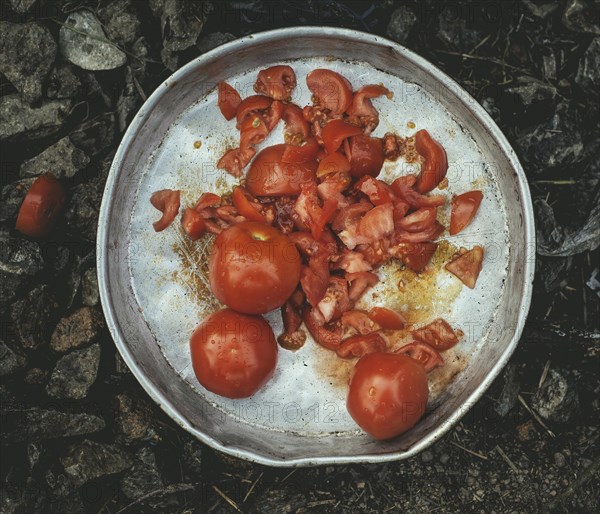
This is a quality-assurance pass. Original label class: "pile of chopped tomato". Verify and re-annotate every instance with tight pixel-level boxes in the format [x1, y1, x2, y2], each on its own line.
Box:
[150, 64, 487, 439]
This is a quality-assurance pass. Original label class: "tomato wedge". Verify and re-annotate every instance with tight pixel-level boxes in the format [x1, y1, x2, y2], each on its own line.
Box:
[282, 138, 320, 163]
[181, 208, 206, 240]
[412, 319, 460, 351]
[391, 175, 445, 208]
[232, 186, 267, 222]
[396, 341, 444, 372]
[355, 176, 392, 205]
[322, 119, 362, 154]
[336, 332, 387, 359]
[445, 246, 484, 289]
[217, 81, 242, 121]
[295, 183, 338, 241]
[15, 173, 66, 237]
[150, 189, 180, 232]
[306, 69, 353, 114]
[347, 135, 384, 178]
[397, 207, 438, 232]
[235, 95, 272, 128]
[254, 65, 297, 100]
[282, 103, 310, 143]
[414, 129, 448, 193]
[394, 242, 438, 272]
[317, 151, 351, 177]
[450, 190, 483, 235]
[368, 307, 406, 330]
[194, 192, 221, 211]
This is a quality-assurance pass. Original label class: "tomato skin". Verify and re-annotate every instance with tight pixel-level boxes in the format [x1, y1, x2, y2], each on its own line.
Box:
[412, 319, 459, 351]
[254, 65, 297, 100]
[306, 69, 353, 114]
[368, 307, 405, 329]
[281, 103, 310, 142]
[231, 186, 267, 222]
[217, 81, 242, 121]
[397, 207, 437, 233]
[347, 135, 384, 178]
[337, 332, 387, 359]
[396, 341, 444, 372]
[246, 144, 317, 196]
[414, 130, 448, 193]
[236, 95, 272, 128]
[195, 192, 221, 211]
[355, 176, 392, 205]
[209, 221, 301, 314]
[450, 190, 483, 235]
[394, 242, 438, 272]
[190, 308, 277, 399]
[317, 151, 351, 178]
[347, 352, 429, 440]
[150, 189, 180, 232]
[15, 173, 66, 237]
[445, 245, 484, 289]
[282, 137, 320, 163]
[322, 119, 362, 154]
[181, 208, 206, 240]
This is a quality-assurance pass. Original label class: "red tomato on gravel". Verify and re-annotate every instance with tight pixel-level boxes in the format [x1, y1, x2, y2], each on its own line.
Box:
[15, 173, 66, 237]
[209, 221, 302, 314]
[347, 352, 429, 440]
[190, 308, 277, 398]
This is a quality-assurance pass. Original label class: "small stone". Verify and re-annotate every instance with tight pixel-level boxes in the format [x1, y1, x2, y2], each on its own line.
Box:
[532, 369, 579, 423]
[1, 408, 105, 443]
[50, 307, 104, 353]
[82, 268, 99, 306]
[8, 0, 38, 13]
[27, 442, 43, 472]
[46, 64, 82, 100]
[98, 0, 142, 47]
[115, 393, 155, 442]
[575, 37, 600, 93]
[0, 22, 57, 104]
[385, 6, 418, 45]
[60, 440, 133, 488]
[64, 177, 104, 241]
[197, 32, 236, 54]
[421, 450, 434, 463]
[182, 439, 203, 478]
[541, 51, 557, 80]
[494, 364, 520, 417]
[59, 10, 127, 71]
[521, 0, 560, 19]
[20, 136, 90, 179]
[481, 97, 500, 121]
[0, 179, 33, 223]
[24, 367, 49, 385]
[506, 77, 557, 105]
[562, 0, 600, 35]
[0, 340, 26, 377]
[120, 448, 164, 500]
[10, 284, 61, 350]
[439, 453, 450, 465]
[0, 95, 71, 141]
[554, 452, 567, 467]
[46, 344, 101, 400]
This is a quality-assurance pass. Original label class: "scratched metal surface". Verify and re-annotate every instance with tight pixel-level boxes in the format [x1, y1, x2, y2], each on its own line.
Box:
[97, 27, 535, 466]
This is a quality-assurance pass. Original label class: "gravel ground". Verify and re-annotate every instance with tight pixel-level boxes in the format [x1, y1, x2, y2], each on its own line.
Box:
[1, 1, 599, 513]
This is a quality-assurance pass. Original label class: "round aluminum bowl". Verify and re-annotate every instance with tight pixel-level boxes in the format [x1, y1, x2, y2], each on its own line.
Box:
[97, 27, 535, 466]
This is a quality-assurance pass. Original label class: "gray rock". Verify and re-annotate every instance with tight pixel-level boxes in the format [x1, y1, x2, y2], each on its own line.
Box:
[46, 343, 101, 400]
[115, 392, 159, 442]
[10, 284, 61, 350]
[64, 177, 103, 241]
[8, 0, 38, 13]
[385, 6, 417, 45]
[150, 0, 211, 70]
[98, 0, 142, 46]
[59, 10, 127, 71]
[0, 477, 46, 514]
[516, 103, 584, 170]
[64, 252, 94, 309]
[0, 95, 71, 141]
[82, 268, 99, 306]
[554, 452, 567, 467]
[562, 0, 600, 35]
[117, 67, 141, 132]
[1, 408, 105, 443]
[197, 32, 236, 54]
[120, 448, 164, 500]
[182, 439, 203, 478]
[24, 367, 49, 385]
[494, 364, 520, 417]
[532, 369, 579, 423]
[70, 113, 116, 156]
[506, 76, 557, 105]
[521, 0, 560, 19]
[0, 22, 57, 104]
[60, 440, 133, 488]
[47, 64, 82, 100]
[131, 36, 150, 82]
[437, 9, 482, 52]
[0, 340, 26, 377]
[20, 136, 90, 179]
[27, 442, 43, 472]
[575, 37, 600, 93]
[541, 50, 557, 80]
[50, 307, 104, 353]
[0, 178, 33, 223]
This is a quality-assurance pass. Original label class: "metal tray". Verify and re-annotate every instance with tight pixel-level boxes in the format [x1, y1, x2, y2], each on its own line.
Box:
[97, 27, 535, 466]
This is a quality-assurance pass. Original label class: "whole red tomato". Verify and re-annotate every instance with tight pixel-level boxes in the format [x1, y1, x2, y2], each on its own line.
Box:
[190, 308, 277, 398]
[347, 352, 429, 440]
[209, 221, 301, 314]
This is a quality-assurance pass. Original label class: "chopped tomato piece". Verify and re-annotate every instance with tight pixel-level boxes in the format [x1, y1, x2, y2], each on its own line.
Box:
[217, 81, 242, 120]
[396, 341, 444, 372]
[282, 138, 320, 163]
[397, 207, 438, 232]
[368, 307, 406, 330]
[15, 173, 66, 238]
[232, 186, 267, 222]
[150, 189, 180, 232]
[394, 221, 445, 244]
[445, 246, 484, 289]
[217, 147, 255, 177]
[254, 65, 297, 100]
[394, 242, 438, 272]
[414, 129, 448, 193]
[235, 95, 272, 128]
[262, 99, 283, 131]
[317, 172, 351, 208]
[294, 182, 338, 241]
[194, 192, 221, 211]
[304, 308, 342, 350]
[412, 319, 460, 351]
[358, 204, 395, 241]
[322, 119, 362, 154]
[306, 69, 353, 114]
[347, 135, 384, 178]
[355, 176, 393, 205]
[239, 114, 269, 150]
[450, 190, 483, 235]
[278, 300, 306, 351]
[316, 276, 352, 323]
[337, 332, 387, 359]
[181, 208, 206, 240]
[346, 84, 392, 134]
[301, 257, 330, 307]
[346, 271, 379, 302]
[282, 103, 310, 143]
[316, 151, 351, 178]
[391, 175, 445, 208]
[336, 250, 373, 273]
[342, 310, 381, 335]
